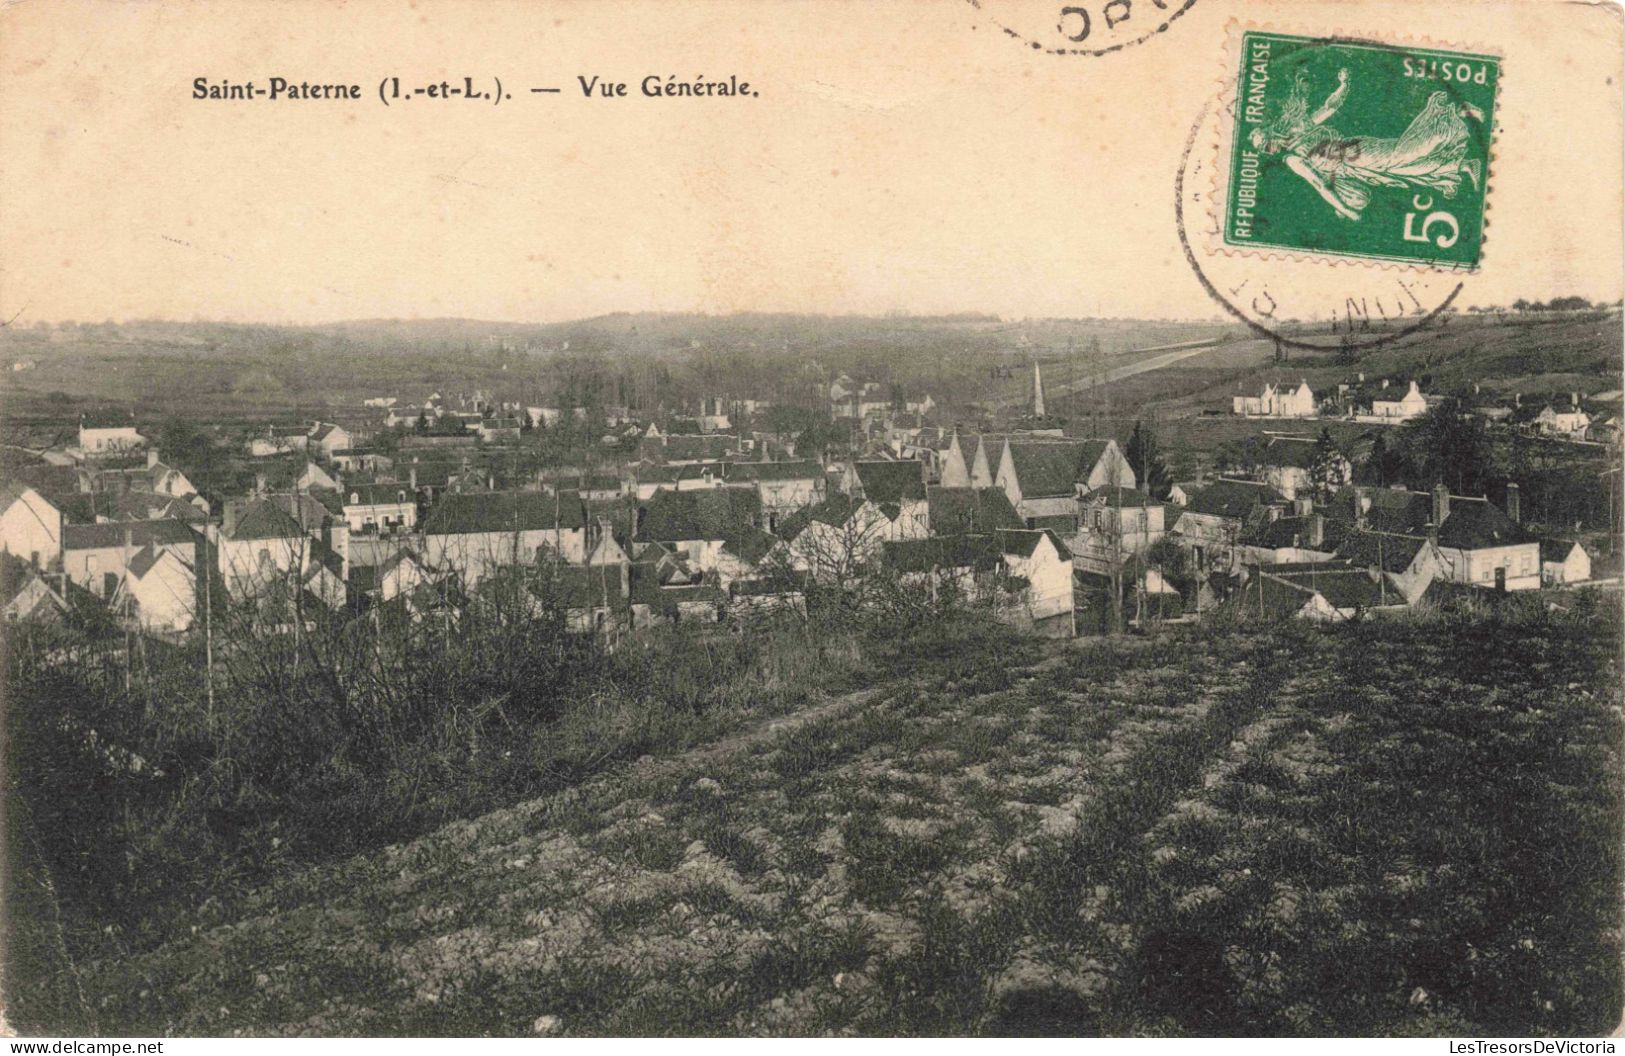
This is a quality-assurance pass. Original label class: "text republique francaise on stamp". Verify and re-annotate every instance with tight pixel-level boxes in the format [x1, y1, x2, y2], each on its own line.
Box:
[1221, 30, 1500, 269]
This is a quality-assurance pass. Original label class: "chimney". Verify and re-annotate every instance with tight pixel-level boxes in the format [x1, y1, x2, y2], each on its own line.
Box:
[1358, 372, 1365, 383]
[1432, 483, 1450, 528]
[1571, 391, 1580, 408]
[147, 448, 160, 468]
[223, 499, 243, 537]
[1381, 378, 1390, 389]
[409, 464, 418, 491]
[1514, 392, 1521, 407]
[1505, 482, 1521, 524]
[1308, 512, 1324, 548]
[254, 472, 268, 495]
[1353, 486, 1369, 530]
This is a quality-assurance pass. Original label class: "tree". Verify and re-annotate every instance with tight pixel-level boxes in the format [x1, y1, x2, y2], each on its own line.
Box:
[1124, 421, 1172, 500]
[1307, 428, 1345, 501]
[1361, 433, 1404, 488]
[414, 410, 429, 435]
[1395, 399, 1496, 495]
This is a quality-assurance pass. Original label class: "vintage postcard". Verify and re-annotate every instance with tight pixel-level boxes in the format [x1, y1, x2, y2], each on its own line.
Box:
[0, 0, 1621, 1042]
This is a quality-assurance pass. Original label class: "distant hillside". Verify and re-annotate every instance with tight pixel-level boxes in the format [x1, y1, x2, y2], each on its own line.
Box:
[1055, 309, 1623, 417]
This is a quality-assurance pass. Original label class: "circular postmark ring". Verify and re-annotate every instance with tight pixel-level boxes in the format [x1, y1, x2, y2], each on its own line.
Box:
[967, 0, 1201, 57]
[1175, 98, 1464, 355]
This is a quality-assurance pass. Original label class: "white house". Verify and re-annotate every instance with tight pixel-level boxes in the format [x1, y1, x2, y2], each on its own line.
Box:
[217, 500, 314, 597]
[420, 492, 588, 584]
[248, 426, 311, 458]
[1233, 380, 1316, 418]
[111, 545, 198, 632]
[1533, 397, 1592, 441]
[842, 461, 930, 540]
[308, 422, 353, 459]
[726, 461, 824, 532]
[342, 483, 417, 535]
[1370, 380, 1429, 422]
[0, 481, 63, 569]
[1540, 539, 1591, 586]
[63, 519, 201, 599]
[1332, 485, 1540, 592]
[996, 528, 1075, 626]
[79, 419, 147, 454]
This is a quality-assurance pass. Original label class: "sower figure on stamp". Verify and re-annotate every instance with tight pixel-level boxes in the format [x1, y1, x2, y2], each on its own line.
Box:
[1250, 68, 1486, 221]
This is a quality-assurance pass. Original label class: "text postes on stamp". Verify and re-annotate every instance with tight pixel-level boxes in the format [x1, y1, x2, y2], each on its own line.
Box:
[1222, 31, 1500, 269]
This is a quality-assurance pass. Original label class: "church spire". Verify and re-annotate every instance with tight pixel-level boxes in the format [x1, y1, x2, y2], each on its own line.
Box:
[1032, 360, 1047, 418]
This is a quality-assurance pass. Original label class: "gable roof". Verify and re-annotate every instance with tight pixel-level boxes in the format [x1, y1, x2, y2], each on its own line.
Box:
[997, 528, 1072, 561]
[852, 460, 926, 504]
[127, 543, 194, 581]
[1268, 568, 1405, 610]
[1004, 439, 1117, 497]
[926, 486, 1024, 534]
[421, 491, 587, 534]
[1540, 538, 1583, 563]
[1435, 497, 1535, 550]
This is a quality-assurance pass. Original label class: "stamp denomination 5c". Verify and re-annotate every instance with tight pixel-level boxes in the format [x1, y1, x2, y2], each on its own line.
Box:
[1221, 30, 1500, 269]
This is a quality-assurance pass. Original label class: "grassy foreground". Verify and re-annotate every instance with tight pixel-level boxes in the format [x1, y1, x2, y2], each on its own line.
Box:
[46, 606, 1625, 1036]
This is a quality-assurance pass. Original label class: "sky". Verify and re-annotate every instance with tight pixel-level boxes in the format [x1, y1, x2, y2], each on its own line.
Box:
[1, 0, 1621, 326]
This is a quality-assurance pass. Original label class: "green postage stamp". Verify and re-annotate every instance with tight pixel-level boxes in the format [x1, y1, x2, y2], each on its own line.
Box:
[1222, 30, 1500, 268]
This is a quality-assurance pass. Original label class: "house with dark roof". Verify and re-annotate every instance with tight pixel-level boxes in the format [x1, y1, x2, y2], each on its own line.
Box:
[633, 488, 764, 580]
[1075, 485, 1167, 572]
[880, 528, 1074, 632]
[842, 460, 929, 539]
[1223, 566, 1408, 622]
[63, 518, 202, 599]
[639, 433, 741, 465]
[308, 422, 354, 459]
[727, 461, 825, 529]
[342, 482, 418, 535]
[420, 491, 588, 583]
[217, 499, 315, 597]
[994, 438, 1134, 532]
[1330, 484, 1539, 590]
[1333, 530, 1443, 603]
[1238, 512, 1345, 568]
[996, 529, 1075, 628]
[1170, 479, 1289, 574]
